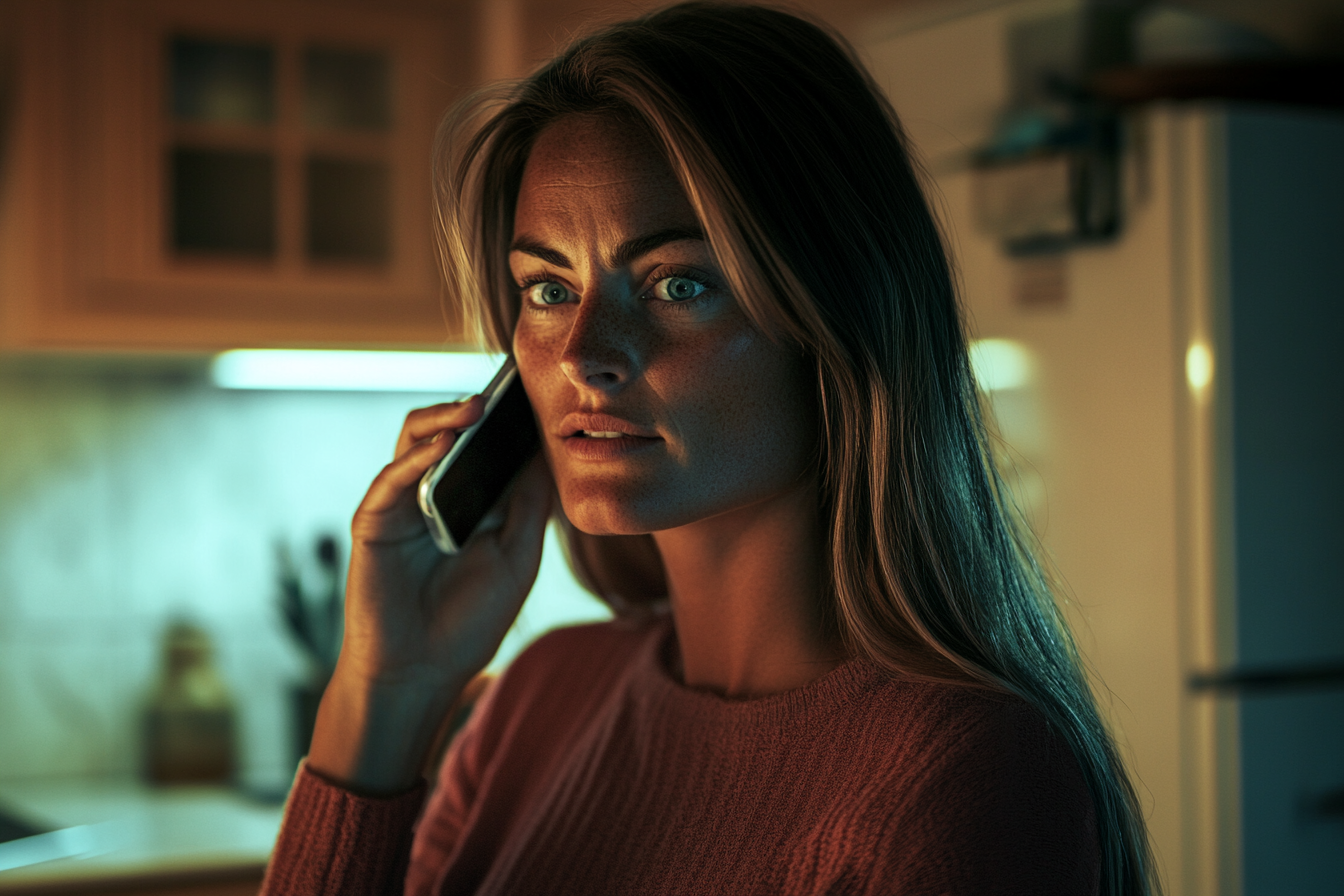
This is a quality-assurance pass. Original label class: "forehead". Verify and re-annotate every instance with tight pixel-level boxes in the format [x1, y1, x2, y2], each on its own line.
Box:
[513, 113, 698, 240]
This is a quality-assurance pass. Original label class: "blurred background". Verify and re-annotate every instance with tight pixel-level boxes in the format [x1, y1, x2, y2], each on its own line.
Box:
[0, 0, 1341, 894]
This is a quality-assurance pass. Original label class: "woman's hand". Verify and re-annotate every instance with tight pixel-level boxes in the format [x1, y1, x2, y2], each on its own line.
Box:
[306, 396, 552, 794]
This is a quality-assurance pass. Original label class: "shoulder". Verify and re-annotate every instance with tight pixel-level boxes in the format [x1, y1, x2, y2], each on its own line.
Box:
[859, 677, 1088, 808]
[513, 614, 659, 662]
[433, 617, 662, 798]
[853, 678, 1100, 893]
[471, 616, 663, 734]
[502, 615, 661, 689]
[895, 680, 1073, 767]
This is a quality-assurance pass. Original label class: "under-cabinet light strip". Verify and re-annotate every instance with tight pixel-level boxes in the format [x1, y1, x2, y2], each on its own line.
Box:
[215, 343, 1031, 394]
[211, 350, 505, 393]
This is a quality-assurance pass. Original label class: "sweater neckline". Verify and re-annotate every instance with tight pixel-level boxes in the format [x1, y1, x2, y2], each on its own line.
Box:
[631, 613, 886, 728]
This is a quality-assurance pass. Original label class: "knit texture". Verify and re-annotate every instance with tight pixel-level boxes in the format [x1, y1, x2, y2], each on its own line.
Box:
[261, 763, 425, 896]
[266, 615, 1100, 895]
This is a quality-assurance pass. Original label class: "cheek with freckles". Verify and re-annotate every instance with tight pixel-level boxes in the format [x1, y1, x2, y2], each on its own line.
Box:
[619, 337, 813, 531]
[670, 334, 812, 500]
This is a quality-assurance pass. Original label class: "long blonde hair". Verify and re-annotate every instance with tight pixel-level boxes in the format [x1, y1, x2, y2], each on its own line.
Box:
[433, 4, 1157, 893]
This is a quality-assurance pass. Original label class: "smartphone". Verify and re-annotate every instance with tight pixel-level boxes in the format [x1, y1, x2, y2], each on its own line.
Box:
[417, 358, 541, 553]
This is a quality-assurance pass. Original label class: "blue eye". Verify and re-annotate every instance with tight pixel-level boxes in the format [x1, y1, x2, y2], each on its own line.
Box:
[652, 276, 706, 303]
[523, 281, 571, 306]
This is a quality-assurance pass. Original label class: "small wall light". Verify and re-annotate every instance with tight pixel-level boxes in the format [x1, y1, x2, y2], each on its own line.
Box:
[1185, 342, 1213, 394]
[970, 338, 1034, 392]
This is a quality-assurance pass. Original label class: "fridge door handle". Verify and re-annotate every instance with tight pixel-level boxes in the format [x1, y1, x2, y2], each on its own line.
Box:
[1188, 661, 1344, 694]
[1309, 786, 1344, 820]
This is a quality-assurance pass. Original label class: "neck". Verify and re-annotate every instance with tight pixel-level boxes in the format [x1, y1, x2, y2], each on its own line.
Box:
[652, 480, 844, 698]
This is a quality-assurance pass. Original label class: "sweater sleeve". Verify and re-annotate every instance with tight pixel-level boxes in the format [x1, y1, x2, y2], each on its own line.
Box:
[258, 763, 427, 896]
[865, 699, 1101, 896]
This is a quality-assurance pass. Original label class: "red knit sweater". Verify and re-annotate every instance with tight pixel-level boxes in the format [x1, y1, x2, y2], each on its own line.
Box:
[262, 616, 1100, 895]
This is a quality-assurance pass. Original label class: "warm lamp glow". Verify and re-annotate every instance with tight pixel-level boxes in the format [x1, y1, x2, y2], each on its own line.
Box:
[969, 338, 1034, 392]
[210, 350, 504, 392]
[1186, 342, 1213, 393]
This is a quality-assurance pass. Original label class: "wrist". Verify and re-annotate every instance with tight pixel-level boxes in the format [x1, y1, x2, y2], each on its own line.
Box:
[306, 662, 467, 796]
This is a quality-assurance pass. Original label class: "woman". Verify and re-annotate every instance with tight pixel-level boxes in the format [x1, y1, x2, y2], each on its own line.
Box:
[261, 4, 1157, 894]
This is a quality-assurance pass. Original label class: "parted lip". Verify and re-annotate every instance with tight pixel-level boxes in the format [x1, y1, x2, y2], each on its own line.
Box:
[558, 412, 661, 439]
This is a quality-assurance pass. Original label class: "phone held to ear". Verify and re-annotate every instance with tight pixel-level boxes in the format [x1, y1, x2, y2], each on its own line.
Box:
[417, 358, 541, 554]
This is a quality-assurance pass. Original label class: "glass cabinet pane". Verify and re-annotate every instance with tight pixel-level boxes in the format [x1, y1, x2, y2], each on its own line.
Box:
[303, 47, 391, 131]
[306, 156, 390, 263]
[171, 38, 275, 124]
[172, 148, 276, 256]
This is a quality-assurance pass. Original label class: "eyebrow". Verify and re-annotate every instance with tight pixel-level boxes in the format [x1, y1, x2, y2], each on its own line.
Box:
[509, 227, 706, 271]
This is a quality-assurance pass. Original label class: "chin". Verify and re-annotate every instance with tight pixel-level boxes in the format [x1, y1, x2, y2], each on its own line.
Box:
[557, 479, 696, 536]
[559, 492, 658, 537]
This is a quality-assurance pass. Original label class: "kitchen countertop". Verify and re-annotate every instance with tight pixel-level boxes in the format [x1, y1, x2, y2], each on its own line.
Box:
[0, 777, 285, 892]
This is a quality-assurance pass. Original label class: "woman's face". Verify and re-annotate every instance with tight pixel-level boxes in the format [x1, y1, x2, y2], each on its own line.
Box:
[510, 113, 815, 536]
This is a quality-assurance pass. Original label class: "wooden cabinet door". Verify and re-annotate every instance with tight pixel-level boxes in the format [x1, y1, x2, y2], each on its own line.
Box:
[1, 0, 471, 350]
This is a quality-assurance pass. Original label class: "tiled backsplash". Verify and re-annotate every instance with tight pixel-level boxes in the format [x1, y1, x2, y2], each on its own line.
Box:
[0, 358, 608, 788]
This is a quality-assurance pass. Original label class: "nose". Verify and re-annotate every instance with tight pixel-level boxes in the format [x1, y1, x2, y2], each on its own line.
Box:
[559, 292, 640, 391]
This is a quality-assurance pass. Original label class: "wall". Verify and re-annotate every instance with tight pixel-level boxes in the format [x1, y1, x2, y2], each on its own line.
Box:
[0, 358, 609, 789]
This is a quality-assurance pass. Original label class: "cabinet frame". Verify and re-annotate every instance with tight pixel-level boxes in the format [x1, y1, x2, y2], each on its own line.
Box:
[1, 0, 471, 351]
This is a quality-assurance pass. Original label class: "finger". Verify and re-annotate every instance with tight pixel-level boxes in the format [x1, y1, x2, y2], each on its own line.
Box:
[394, 396, 485, 458]
[360, 430, 455, 518]
[395, 395, 482, 458]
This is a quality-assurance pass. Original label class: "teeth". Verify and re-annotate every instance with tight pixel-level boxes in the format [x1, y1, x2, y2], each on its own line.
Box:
[583, 431, 625, 439]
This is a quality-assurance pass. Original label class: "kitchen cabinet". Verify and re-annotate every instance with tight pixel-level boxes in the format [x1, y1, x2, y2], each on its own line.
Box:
[0, 0, 472, 351]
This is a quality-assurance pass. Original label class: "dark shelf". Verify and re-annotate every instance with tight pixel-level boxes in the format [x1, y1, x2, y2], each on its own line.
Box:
[1092, 60, 1344, 109]
[1189, 661, 1344, 694]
